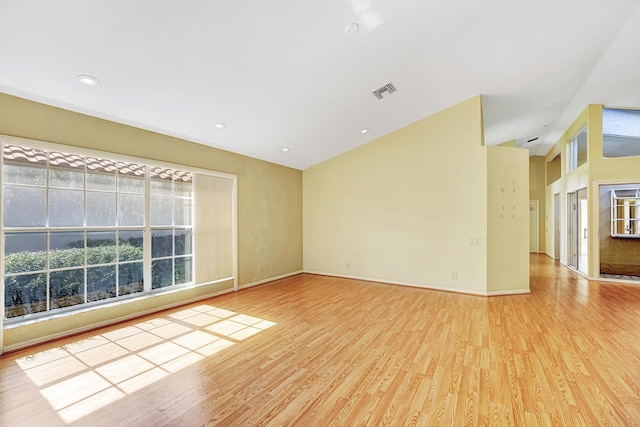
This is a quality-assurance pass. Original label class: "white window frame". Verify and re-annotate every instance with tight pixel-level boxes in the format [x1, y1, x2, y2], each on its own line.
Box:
[567, 127, 587, 173]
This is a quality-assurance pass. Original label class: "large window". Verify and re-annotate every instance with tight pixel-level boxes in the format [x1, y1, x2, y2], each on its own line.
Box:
[2, 139, 234, 323]
[150, 167, 193, 289]
[568, 128, 587, 172]
[603, 108, 640, 158]
[611, 188, 640, 237]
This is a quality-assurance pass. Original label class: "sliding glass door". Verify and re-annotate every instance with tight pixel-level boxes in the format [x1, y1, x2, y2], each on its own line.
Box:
[567, 188, 588, 275]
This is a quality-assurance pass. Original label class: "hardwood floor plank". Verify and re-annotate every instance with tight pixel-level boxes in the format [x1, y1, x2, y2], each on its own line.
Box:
[2, 255, 640, 426]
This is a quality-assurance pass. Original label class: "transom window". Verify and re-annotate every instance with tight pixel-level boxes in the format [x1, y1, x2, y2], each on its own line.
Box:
[567, 128, 587, 172]
[603, 108, 640, 158]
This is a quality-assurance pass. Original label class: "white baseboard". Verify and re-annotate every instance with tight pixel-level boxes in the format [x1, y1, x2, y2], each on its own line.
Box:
[486, 289, 531, 296]
[239, 270, 303, 290]
[304, 270, 528, 296]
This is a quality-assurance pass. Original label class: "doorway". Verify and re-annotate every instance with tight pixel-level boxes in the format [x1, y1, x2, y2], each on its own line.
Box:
[553, 193, 560, 259]
[578, 189, 588, 275]
[567, 188, 588, 274]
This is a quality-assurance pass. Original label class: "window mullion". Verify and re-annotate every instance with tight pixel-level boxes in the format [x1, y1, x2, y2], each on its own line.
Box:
[143, 165, 152, 292]
[83, 230, 88, 304]
[83, 161, 87, 304]
[45, 156, 50, 312]
[0, 150, 4, 347]
[172, 178, 175, 287]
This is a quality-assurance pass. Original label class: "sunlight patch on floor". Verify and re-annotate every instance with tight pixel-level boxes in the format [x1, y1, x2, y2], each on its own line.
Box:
[14, 304, 276, 424]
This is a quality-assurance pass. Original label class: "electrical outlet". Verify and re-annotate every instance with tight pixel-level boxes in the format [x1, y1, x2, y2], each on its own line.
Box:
[452, 272, 457, 280]
[346, 262, 351, 269]
[469, 237, 480, 246]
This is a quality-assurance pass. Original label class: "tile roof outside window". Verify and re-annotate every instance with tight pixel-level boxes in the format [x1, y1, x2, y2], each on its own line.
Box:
[3, 145, 191, 181]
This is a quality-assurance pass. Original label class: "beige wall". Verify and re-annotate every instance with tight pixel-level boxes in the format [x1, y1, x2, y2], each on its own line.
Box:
[529, 156, 546, 253]
[487, 146, 530, 293]
[303, 96, 529, 295]
[0, 92, 302, 350]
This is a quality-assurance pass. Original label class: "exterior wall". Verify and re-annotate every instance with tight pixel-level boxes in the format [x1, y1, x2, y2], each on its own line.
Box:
[0, 92, 303, 351]
[599, 184, 640, 277]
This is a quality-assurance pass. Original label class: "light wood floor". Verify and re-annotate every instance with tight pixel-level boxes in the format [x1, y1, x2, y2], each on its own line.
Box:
[2, 255, 640, 426]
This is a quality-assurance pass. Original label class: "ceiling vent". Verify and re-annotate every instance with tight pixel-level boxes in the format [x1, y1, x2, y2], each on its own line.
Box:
[373, 82, 397, 100]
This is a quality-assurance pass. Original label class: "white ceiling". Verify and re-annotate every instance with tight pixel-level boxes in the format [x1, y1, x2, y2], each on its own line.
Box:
[1, 0, 639, 170]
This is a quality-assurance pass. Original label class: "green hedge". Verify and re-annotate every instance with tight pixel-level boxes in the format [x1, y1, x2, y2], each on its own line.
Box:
[4, 244, 144, 318]
[5, 243, 143, 274]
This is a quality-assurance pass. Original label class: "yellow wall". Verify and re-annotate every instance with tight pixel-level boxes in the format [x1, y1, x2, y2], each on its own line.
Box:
[545, 107, 589, 267]
[529, 156, 546, 253]
[1, 91, 535, 349]
[487, 146, 530, 293]
[303, 96, 529, 295]
[585, 105, 640, 278]
[0, 92, 303, 350]
[544, 104, 640, 278]
[544, 185, 559, 259]
[546, 154, 561, 185]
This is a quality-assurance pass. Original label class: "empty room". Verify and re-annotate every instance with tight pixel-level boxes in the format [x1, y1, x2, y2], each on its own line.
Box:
[1, 1, 640, 425]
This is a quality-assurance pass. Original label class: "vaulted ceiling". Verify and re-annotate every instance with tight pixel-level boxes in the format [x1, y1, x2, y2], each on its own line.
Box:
[1, 0, 639, 170]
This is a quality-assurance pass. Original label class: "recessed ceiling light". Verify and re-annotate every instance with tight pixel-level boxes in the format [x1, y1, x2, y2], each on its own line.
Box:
[282, 147, 290, 152]
[214, 122, 226, 130]
[76, 75, 100, 86]
[345, 23, 360, 36]
[360, 128, 369, 134]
